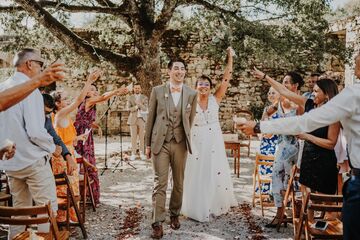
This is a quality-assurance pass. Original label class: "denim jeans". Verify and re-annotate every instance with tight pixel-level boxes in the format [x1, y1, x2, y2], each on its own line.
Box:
[342, 176, 360, 240]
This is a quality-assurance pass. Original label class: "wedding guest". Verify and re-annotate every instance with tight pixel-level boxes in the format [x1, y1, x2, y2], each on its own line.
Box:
[0, 60, 64, 112]
[302, 73, 319, 99]
[251, 69, 304, 228]
[145, 59, 197, 239]
[0, 48, 58, 239]
[239, 53, 360, 240]
[74, 82, 128, 205]
[257, 87, 281, 195]
[126, 83, 148, 160]
[182, 47, 237, 222]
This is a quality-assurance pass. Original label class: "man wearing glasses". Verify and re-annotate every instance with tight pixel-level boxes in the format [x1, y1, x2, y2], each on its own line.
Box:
[0, 48, 60, 238]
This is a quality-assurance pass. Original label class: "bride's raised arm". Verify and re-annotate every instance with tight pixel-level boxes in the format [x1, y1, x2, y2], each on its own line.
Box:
[214, 47, 233, 104]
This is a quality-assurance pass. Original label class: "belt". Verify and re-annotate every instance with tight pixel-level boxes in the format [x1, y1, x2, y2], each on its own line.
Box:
[351, 168, 360, 177]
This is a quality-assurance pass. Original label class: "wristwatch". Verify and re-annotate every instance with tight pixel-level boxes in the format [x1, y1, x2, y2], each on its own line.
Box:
[254, 122, 261, 133]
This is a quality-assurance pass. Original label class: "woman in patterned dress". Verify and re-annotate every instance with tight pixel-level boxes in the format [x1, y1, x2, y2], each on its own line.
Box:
[74, 84, 128, 205]
[257, 87, 280, 194]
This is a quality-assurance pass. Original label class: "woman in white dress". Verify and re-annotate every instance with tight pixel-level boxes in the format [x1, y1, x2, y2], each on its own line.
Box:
[182, 48, 237, 222]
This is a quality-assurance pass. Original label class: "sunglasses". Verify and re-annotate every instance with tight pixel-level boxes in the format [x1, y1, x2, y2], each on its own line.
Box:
[29, 60, 44, 69]
[197, 82, 210, 87]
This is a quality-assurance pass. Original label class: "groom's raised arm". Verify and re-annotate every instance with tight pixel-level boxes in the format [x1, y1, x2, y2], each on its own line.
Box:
[145, 87, 157, 148]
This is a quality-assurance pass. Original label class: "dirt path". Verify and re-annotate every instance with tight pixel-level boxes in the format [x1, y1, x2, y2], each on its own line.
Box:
[79, 137, 292, 240]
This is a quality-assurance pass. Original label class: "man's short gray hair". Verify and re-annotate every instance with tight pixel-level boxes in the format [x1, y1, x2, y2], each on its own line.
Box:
[13, 48, 41, 67]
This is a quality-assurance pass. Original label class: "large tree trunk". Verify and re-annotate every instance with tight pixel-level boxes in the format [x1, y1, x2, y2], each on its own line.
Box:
[133, 41, 162, 97]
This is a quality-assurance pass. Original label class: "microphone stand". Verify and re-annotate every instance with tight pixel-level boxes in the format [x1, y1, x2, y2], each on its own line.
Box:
[113, 110, 136, 172]
[100, 98, 117, 176]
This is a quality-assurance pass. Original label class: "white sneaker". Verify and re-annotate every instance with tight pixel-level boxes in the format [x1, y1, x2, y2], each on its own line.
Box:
[130, 154, 136, 161]
[140, 154, 147, 160]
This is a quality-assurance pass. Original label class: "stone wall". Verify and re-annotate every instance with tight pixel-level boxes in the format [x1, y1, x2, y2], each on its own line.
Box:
[0, 23, 351, 135]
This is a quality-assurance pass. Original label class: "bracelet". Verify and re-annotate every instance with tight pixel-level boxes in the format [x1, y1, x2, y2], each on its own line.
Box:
[262, 74, 267, 80]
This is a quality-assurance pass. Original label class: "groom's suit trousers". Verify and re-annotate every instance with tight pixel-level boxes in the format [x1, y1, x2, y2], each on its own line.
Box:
[152, 139, 187, 224]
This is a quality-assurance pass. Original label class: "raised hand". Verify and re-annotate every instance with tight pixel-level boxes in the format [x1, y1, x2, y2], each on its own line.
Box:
[251, 67, 266, 80]
[116, 87, 129, 96]
[36, 63, 65, 87]
[87, 69, 102, 84]
[237, 120, 257, 135]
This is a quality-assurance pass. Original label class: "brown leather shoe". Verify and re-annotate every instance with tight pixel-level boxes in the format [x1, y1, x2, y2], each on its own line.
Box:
[151, 224, 163, 239]
[170, 216, 180, 230]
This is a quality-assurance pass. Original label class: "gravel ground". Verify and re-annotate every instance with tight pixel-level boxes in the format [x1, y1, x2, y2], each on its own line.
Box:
[81, 136, 293, 240]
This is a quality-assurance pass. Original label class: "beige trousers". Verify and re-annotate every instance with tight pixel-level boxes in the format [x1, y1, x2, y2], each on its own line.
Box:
[130, 118, 145, 154]
[6, 157, 57, 239]
[151, 139, 187, 224]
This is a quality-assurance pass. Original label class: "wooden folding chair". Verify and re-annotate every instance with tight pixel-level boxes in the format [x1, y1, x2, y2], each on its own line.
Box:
[0, 202, 69, 240]
[54, 172, 87, 239]
[277, 165, 301, 234]
[0, 172, 11, 206]
[296, 193, 343, 240]
[76, 157, 97, 217]
[252, 153, 275, 216]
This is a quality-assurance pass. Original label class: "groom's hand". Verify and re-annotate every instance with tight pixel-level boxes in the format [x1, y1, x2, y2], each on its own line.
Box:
[146, 146, 151, 159]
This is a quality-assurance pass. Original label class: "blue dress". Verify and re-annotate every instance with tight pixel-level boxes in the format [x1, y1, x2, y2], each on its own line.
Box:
[257, 111, 280, 194]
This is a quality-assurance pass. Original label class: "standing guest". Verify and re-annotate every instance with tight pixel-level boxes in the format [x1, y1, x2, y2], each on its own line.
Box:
[302, 73, 319, 99]
[0, 48, 60, 239]
[251, 69, 304, 228]
[257, 87, 281, 195]
[145, 59, 197, 239]
[74, 83, 128, 205]
[127, 83, 148, 160]
[182, 47, 237, 222]
[239, 53, 360, 240]
[43, 93, 79, 222]
[0, 62, 64, 112]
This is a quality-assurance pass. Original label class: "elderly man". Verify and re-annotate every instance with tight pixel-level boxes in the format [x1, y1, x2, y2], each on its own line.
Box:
[239, 53, 360, 240]
[0, 48, 63, 239]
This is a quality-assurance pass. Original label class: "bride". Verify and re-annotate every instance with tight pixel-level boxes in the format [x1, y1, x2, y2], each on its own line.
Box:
[182, 47, 237, 222]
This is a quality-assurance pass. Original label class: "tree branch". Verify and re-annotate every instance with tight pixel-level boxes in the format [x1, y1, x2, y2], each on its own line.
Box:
[13, 0, 141, 72]
[0, 1, 131, 15]
[152, 0, 178, 44]
[94, 0, 116, 8]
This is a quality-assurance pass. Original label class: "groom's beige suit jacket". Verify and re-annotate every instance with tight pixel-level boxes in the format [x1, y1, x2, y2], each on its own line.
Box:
[145, 83, 197, 155]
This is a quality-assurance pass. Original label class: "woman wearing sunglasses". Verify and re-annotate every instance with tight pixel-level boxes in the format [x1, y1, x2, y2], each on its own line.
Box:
[182, 47, 237, 222]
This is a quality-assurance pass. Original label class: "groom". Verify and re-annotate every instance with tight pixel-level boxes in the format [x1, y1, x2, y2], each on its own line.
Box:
[145, 59, 197, 239]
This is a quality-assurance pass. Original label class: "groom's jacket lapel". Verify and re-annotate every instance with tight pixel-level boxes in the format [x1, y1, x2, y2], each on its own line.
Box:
[164, 83, 170, 120]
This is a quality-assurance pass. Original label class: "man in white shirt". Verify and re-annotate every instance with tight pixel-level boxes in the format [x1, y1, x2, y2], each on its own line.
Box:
[127, 83, 148, 160]
[0, 48, 58, 239]
[239, 54, 360, 240]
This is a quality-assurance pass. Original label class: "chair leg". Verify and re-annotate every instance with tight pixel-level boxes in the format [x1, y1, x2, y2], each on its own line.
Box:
[259, 180, 264, 217]
[87, 178, 97, 211]
[252, 170, 258, 207]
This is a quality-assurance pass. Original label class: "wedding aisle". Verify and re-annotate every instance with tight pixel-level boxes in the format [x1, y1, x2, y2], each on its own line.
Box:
[81, 136, 293, 240]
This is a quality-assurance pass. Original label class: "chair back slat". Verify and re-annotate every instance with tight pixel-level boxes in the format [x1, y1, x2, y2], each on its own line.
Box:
[256, 154, 275, 162]
[0, 205, 47, 217]
[309, 204, 342, 212]
[0, 216, 49, 225]
[309, 193, 343, 202]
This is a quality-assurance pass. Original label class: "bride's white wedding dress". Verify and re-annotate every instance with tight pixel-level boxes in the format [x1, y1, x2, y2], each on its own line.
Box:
[182, 95, 237, 222]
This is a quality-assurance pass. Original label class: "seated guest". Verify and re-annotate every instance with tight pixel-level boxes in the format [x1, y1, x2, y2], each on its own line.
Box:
[126, 83, 148, 160]
[0, 48, 58, 239]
